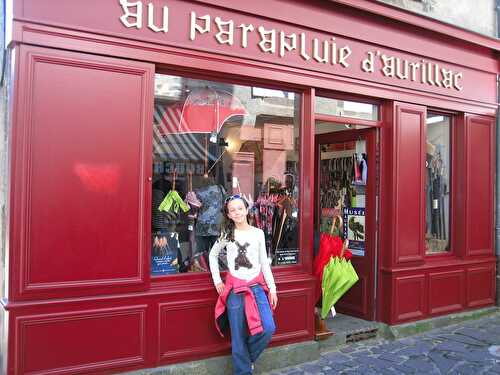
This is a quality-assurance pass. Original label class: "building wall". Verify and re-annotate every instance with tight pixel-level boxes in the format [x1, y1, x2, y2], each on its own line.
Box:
[376, 0, 497, 37]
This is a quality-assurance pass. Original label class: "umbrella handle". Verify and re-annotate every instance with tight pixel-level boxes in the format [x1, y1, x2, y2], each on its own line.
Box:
[188, 169, 193, 192]
[341, 239, 349, 258]
[203, 135, 209, 178]
[330, 215, 343, 235]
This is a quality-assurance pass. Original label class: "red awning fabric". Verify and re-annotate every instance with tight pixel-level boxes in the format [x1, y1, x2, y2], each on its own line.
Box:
[180, 88, 248, 134]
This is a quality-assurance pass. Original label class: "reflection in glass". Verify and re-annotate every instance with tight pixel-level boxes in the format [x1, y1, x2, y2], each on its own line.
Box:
[151, 75, 301, 275]
[425, 113, 450, 254]
[315, 97, 379, 121]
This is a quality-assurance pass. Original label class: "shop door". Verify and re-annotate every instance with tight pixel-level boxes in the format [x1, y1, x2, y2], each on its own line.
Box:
[315, 128, 377, 321]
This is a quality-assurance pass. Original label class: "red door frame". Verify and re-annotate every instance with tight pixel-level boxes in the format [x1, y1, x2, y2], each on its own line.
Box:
[314, 127, 378, 321]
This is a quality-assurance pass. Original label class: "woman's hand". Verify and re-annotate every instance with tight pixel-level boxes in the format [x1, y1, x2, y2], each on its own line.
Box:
[215, 282, 225, 295]
[270, 292, 278, 310]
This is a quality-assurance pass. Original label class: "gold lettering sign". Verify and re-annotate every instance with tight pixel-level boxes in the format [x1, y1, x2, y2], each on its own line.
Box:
[118, 2, 464, 91]
[362, 51, 462, 91]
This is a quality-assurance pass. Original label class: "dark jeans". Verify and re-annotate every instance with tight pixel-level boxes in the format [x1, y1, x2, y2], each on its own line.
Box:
[227, 285, 276, 375]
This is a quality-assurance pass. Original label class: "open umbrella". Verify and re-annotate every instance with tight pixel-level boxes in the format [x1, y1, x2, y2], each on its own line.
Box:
[180, 87, 248, 134]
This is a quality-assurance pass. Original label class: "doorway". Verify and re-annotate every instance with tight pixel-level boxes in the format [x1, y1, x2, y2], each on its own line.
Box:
[314, 121, 377, 321]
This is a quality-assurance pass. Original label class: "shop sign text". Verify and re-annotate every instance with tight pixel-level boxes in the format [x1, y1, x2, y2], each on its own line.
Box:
[118, 1, 463, 91]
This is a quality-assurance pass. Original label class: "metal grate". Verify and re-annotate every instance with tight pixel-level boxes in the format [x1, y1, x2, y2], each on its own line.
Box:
[345, 328, 378, 343]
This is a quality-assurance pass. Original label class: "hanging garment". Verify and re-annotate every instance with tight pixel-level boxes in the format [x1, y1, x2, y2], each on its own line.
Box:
[158, 189, 190, 214]
[185, 191, 202, 208]
[360, 154, 368, 185]
[353, 154, 362, 183]
[195, 184, 226, 237]
[252, 192, 279, 257]
[152, 189, 179, 230]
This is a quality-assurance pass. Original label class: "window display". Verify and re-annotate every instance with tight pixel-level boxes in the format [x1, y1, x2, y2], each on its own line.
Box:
[425, 113, 450, 254]
[152, 75, 301, 275]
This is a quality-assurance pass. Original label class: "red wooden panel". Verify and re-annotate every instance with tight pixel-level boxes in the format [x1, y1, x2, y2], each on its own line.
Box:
[393, 103, 426, 264]
[10, 45, 154, 300]
[15, 306, 147, 375]
[452, 115, 466, 258]
[157, 290, 313, 363]
[336, 275, 367, 317]
[428, 270, 465, 315]
[300, 88, 315, 273]
[377, 272, 392, 323]
[159, 299, 227, 363]
[272, 289, 312, 342]
[393, 274, 426, 322]
[379, 103, 394, 271]
[466, 266, 495, 307]
[465, 115, 494, 257]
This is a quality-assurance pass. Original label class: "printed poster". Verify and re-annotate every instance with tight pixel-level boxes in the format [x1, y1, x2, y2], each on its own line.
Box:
[343, 207, 365, 256]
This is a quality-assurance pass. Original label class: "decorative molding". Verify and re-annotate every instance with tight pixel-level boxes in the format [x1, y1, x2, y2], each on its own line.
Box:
[15, 305, 147, 375]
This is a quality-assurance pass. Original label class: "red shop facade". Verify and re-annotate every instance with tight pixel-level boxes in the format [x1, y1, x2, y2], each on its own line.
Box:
[1, 1, 498, 374]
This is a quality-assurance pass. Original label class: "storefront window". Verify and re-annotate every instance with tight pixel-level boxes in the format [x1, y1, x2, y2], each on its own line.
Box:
[425, 113, 451, 254]
[151, 74, 301, 276]
[315, 97, 379, 121]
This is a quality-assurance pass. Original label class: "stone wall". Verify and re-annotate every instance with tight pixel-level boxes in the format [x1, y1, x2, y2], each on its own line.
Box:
[376, 0, 497, 37]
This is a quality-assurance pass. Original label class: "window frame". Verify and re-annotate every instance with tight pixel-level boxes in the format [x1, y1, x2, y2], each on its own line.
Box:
[150, 68, 307, 285]
[424, 110, 456, 259]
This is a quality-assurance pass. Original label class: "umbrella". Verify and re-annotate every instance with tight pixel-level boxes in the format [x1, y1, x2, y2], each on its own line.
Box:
[158, 170, 190, 214]
[321, 252, 359, 319]
[180, 87, 248, 134]
[313, 215, 352, 302]
[314, 232, 343, 302]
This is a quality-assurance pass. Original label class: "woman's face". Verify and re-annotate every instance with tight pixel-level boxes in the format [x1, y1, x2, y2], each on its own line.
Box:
[226, 198, 248, 225]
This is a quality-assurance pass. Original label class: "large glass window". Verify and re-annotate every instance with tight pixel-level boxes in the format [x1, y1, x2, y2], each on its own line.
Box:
[151, 74, 301, 276]
[315, 97, 379, 121]
[425, 113, 451, 254]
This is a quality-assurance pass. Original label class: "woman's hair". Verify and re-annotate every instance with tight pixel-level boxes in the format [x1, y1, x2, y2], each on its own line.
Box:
[221, 196, 249, 242]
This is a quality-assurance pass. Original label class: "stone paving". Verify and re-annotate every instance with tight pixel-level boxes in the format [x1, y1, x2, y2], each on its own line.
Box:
[262, 313, 500, 375]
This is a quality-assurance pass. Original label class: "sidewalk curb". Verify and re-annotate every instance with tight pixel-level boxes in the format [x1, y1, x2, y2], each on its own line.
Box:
[121, 341, 319, 375]
[379, 306, 500, 340]
[121, 307, 500, 374]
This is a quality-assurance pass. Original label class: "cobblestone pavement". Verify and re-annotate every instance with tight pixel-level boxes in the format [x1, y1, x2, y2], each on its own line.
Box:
[263, 313, 500, 375]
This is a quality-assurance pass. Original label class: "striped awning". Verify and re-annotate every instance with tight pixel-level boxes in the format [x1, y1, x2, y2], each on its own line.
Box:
[153, 102, 209, 160]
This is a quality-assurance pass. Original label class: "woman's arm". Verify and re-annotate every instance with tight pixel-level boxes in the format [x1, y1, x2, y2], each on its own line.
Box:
[258, 230, 277, 294]
[208, 238, 226, 290]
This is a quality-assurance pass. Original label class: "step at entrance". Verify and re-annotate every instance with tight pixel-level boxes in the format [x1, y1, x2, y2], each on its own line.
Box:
[318, 313, 381, 350]
[346, 327, 378, 343]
